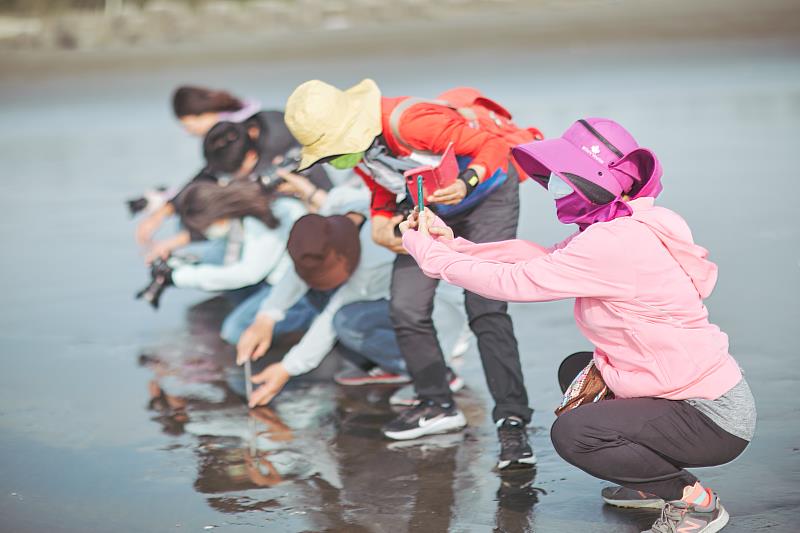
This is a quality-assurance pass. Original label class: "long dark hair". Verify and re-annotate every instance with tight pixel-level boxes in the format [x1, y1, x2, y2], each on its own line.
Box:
[172, 86, 244, 118]
[178, 180, 279, 236]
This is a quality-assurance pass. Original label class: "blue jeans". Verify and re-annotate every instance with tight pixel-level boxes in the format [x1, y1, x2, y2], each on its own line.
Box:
[332, 299, 407, 376]
[177, 237, 227, 265]
[220, 284, 320, 345]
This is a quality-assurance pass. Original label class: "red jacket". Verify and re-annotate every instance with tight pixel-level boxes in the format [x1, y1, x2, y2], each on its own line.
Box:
[360, 92, 541, 218]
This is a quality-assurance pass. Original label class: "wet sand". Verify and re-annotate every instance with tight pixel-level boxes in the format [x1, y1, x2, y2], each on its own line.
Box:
[1, 7, 800, 532]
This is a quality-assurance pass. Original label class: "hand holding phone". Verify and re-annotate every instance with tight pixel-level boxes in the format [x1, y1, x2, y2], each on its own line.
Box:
[404, 143, 458, 206]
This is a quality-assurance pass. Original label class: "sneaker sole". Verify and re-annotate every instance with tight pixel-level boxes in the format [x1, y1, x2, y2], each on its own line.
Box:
[603, 496, 666, 510]
[389, 396, 418, 407]
[497, 454, 538, 470]
[335, 376, 411, 386]
[449, 376, 466, 393]
[383, 412, 467, 441]
[702, 505, 729, 533]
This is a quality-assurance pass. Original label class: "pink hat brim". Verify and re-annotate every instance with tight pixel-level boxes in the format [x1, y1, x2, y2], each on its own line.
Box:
[512, 138, 611, 200]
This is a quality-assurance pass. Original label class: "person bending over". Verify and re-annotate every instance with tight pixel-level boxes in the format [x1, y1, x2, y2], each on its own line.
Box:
[237, 198, 470, 406]
[158, 179, 319, 345]
[282, 78, 544, 469]
[137, 110, 331, 263]
[172, 85, 261, 137]
[134, 85, 259, 242]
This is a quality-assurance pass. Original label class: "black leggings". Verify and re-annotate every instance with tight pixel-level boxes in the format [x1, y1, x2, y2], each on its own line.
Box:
[550, 352, 748, 501]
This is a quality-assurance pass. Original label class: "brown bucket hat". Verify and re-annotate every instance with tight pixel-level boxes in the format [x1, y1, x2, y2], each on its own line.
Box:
[287, 214, 361, 290]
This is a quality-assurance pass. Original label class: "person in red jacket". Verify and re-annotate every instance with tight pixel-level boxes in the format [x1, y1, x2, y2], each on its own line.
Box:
[277, 79, 542, 470]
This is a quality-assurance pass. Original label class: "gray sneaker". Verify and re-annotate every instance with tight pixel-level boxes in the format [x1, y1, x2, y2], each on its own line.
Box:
[602, 486, 665, 509]
[643, 491, 729, 533]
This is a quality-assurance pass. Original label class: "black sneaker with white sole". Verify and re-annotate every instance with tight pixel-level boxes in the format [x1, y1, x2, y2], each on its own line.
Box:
[382, 400, 467, 441]
[496, 417, 537, 470]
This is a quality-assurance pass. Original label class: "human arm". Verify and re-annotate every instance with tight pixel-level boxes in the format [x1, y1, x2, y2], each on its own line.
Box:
[248, 275, 365, 406]
[171, 219, 283, 291]
[235, 266, 310, 366]
[234, 253, 340, 367]
[545, 231, 580, 253]
[371, 214, 406, 254]
[136, 203, 175, 245]
[279, 279, 362, 376]
[402, 223, 635, 302]
[400, 209, 549, 262]
[443, 237, 550, 262]
[258, 268, 309, 322]
[276, 169, 328, 212]
[144, 230, 190, 264]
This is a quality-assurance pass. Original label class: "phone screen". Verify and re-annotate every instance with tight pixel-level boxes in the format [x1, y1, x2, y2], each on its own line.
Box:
[417, 175, 424, 212]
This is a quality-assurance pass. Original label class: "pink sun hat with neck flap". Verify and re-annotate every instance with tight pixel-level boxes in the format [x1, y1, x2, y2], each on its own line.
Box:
[512, 118, 663, 205]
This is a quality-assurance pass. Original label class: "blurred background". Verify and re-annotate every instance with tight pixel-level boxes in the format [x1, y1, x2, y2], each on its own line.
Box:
[0, 1, 799, 532]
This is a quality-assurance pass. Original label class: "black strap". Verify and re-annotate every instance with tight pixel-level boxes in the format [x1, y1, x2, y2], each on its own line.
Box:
[578, 119, 623, 158]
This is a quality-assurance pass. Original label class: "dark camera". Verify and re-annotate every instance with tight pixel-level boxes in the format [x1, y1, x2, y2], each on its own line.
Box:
[257, 147, 302, 193]
[126, 186, 169, 217]
[127, 197, 149, 216]
[257, 173, 285, 194]
[136, 258, 172, 310]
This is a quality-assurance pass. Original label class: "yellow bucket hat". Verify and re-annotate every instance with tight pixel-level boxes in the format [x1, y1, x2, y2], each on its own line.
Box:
[285, 78, 382, 171]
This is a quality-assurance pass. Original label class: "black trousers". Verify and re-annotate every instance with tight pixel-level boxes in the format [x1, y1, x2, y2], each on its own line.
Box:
[389, 172, 533, 423]
[550, 352, 748, 501]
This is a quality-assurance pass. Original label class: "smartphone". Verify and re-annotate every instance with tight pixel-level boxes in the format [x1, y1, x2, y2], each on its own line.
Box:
[417, 175, 424, 212]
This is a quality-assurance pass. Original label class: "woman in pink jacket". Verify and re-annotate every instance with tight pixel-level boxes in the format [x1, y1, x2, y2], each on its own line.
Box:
[399, 118, 755, 533]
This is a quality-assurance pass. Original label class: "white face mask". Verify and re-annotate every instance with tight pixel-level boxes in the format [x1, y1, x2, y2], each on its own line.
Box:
[548, 173, 573, 200]
[204, 220, 231, 240]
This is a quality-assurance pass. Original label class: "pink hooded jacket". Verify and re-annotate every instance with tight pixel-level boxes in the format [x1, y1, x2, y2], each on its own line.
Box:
[403, 197, 742, 400]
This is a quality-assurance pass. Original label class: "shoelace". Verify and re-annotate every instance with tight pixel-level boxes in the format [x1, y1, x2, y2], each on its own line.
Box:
[649, 503, 686, 533]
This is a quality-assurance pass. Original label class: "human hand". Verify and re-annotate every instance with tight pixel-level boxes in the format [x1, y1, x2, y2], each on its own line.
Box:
[249, 362, 291, 407]
[399, 209, 419, 235]
[427, 179, 467, 206]
[143, 230, 190, 265]
[400, 209, 454, 241]
[236, 314, 276, 365]
[250, 407, 293, 442]
[136, 203, 175, 245]
[243, 449, 283, 486]
[423, 210, 455, 240]
[276, 168, 312, 195]
[371, 215, 407, 254]
[144, 240, 174, 265]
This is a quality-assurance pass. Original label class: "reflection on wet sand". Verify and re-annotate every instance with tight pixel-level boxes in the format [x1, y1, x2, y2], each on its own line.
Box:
[139, 297, 543, 531]
[496, 469, 546, 533]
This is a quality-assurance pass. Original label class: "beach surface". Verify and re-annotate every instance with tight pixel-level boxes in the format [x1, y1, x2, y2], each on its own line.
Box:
[1, 2, 799, 531]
